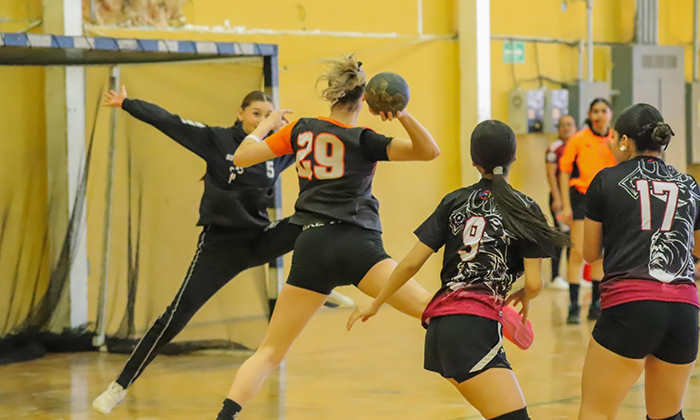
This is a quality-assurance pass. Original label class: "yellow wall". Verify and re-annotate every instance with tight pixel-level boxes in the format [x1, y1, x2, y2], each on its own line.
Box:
[2, 0, 699, 332]
[87, 1, 461, 302]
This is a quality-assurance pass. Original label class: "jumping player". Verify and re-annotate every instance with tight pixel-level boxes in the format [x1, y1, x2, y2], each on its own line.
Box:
[559, 98, 617, 323]
[579, 103, 699, 420]
[213, 56, 440, 420]
[92, 87, 348, 414]
[348, 120, 569, 420]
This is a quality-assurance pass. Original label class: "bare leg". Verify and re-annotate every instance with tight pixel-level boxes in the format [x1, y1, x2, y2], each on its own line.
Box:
[225, 284, 327, 405]
[644, 355, 696, 419]
[579, 338, 645, 420]
[356, 258, 431, 319]
[449, 369, 526, 419]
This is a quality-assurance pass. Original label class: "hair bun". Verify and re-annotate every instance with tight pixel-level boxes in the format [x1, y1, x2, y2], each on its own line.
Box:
[650, 122, 674, 147]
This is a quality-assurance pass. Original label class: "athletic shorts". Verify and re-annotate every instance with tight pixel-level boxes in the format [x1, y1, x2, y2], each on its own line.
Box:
[570, 187, 586, 221]
[424, 314, 511, 383]
[592, 301, 699, 364]
[286, 222, 391, 295]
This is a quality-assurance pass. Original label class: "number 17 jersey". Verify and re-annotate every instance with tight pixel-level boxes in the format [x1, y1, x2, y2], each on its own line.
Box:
[585, 156, 700, 285]
[266, 117, 393, 231]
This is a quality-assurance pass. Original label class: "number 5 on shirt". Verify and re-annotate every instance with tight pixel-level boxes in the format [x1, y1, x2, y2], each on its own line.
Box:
[296, 132, 346, 180]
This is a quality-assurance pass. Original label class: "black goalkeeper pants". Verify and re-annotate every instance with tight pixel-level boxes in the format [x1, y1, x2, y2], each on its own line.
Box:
[116, 218, 300, 388]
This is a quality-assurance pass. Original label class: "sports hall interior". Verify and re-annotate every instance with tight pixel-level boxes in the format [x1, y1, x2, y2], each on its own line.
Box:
[0, 1, 699, 419]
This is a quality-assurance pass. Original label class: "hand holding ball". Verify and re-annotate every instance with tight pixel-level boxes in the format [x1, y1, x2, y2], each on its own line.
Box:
[365, 72, 410, 117]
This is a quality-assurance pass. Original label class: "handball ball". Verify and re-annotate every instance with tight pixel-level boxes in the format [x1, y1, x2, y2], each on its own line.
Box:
[365, 72, 410, 114]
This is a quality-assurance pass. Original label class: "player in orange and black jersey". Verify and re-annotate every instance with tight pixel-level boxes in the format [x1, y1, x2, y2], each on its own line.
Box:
[579, 104, 699, 420]
[213, 56, 440, 420]
[348, 120, 569, 420]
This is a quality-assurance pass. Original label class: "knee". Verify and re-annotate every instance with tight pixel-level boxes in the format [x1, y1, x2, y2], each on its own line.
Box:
[256, 345, 287, 368]
[569, 247, 584, 263]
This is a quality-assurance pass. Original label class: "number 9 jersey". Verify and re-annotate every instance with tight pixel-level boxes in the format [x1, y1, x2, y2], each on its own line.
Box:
[265, 117, 393, 231]
[584, 156, 700, 308]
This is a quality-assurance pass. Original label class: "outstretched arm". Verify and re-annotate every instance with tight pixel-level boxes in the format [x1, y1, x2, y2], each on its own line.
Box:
[104, 85, 214, 159]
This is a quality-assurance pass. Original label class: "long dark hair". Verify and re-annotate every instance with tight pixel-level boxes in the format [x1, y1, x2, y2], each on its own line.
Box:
[470, 120, 571, 253]
[584, 97, 612, 133]
[614, 103, 674, 152]
[234, 91, 274, 127]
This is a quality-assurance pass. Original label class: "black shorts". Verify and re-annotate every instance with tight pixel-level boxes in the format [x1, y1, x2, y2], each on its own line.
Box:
[592, 301, 699, 364]
[286, 222, 391, 295]
[570, 187, 586, 220]
[424, 314, 511, 383]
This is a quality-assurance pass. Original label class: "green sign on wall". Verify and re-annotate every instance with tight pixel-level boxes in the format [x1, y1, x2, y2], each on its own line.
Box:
[503, 41, 525, 64]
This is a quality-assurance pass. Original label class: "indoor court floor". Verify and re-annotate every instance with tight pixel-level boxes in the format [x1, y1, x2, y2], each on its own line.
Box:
[2, 287, 699, 420]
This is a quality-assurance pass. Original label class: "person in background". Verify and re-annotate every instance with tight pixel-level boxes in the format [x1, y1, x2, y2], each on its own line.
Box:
[545, 115, 577, 290]
[559, 98, 617, 324]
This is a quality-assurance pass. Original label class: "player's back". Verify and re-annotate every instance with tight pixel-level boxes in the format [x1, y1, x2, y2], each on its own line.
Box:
[286, 117, 392, 231]
[586, 156, 700, 284]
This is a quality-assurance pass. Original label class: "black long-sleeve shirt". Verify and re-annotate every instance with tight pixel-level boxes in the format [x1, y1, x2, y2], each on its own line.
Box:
[122, 98, 295, 229]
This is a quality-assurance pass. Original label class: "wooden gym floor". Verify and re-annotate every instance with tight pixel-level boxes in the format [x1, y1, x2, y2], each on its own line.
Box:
[1, 287, 699, 420]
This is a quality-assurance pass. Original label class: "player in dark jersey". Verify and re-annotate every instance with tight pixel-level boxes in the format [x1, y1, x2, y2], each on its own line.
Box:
[348, 120, 569, 420]
[92, 87, 347, 414]
[213, 56, 440, 420]
[579, 103, 699, 420]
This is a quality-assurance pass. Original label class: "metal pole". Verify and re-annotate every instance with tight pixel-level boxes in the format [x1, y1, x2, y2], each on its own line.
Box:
[652, 0, 658, 44]
[417, 0, 424, 37]
[94, 66, 120, 348]
[263, 53, 284, 319]
[694, 0, 699, 81]
[90, 0, 96, 23]
[578, 39, 585, 82]
[587, 0, 594, 82]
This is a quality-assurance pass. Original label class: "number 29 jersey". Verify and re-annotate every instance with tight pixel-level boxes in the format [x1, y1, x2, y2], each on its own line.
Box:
[585, 156, 700, 286]
[266, 117, 393, 231]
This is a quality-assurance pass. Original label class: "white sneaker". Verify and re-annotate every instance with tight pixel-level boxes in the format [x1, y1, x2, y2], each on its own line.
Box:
[93, 382, 127, 414]
[324, 291, 356, 309]
[548, 276, 570, 290]
[580, 280, 592, 289]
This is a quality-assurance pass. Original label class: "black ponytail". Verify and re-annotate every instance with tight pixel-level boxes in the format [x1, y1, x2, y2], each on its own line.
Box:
[614, 103, 674, 152]
[471, 121, 571, 255]
[490, 171, 571, 252]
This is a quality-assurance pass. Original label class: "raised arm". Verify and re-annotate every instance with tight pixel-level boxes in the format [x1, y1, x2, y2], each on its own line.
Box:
[346, 241, 434, 330]
[103, 85, 215, 159]
[233, 109, 293, 168]
[378, 110, 440, 161]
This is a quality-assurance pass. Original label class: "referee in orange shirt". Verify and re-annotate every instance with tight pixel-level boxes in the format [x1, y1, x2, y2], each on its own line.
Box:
[559, 98, 617, 324]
